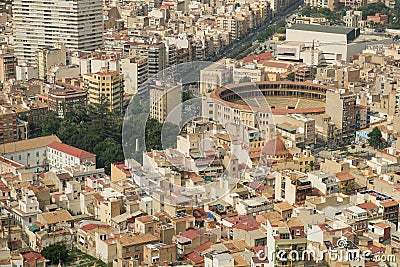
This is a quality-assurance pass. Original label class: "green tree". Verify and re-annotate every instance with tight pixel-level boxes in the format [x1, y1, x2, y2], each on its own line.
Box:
[287, 72, 295, 81]
[257, 32, 267, 41]
[368, 20, 375, 28]
[93, 138, 125, 173]
[358, 2, 387, 19]
[182, 90, 194, 102]
[368, 127, 385, 149]
[145, 118, 163, 150]
[41, 244, 69, 264]
[275, 20, 286, 29]
[301, 5, 312, 16]
[37, 100, 125, 174]
[276, 27, 286, 34]
[40, 111, 62, 136]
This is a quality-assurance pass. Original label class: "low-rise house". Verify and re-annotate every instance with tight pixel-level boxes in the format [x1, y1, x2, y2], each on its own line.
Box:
[143, 243, 177, 266]
[204, 253, 234, 267]
[36, 209, 74, 231]
[367, 220, 392, 243]
[116, 233, 159, 263]
[236, 197, 273, 216]
[336, 205, 368, 233]
[12, 190, 41, 229]
[173, 228, 217, 256]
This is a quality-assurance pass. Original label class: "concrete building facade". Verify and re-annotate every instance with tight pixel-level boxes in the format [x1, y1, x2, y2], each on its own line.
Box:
[83, 68, 124, 112]
[13, 0, 103, 65]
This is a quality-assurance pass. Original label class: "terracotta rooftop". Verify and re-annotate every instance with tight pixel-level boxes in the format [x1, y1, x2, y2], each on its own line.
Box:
[181, 228, 201, 240]
[39, 210, 73, 225]
[262, 137, 290, 156]
[185, 251, 204, 264]
[357, 202, 378, 210]
[21, 251, 46, 263]
[335, 171, 355, 181]
[379, 200, 398, 208]
[48, 141, 95, 159]
[374, 222, 390, 229]
[0, 135, 61, 154]
[118, 233, 159, 246]
[136, 215, 154, 223]
[81, 223, 108, 232]
[274, 201, 293, 211]
[194, 241, 215, 253]
[241, 52, 274, 63]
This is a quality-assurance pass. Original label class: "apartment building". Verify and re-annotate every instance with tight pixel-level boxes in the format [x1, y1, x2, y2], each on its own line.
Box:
[116, 233, 159, 264]
[48, 89, 87, 118]
[143, 243, 176, 266]
[0, 53, 16, 82]
[83, 68, 124, 112]
[149, 81, 182, 123]
[274, 114, 315, 147]
[266, 217, 307, 267]
[343, 10, 364, 28]
[275, 170, 313, 205]
[325, 90, 357, 144]
[120, 56, 148, 95]
[0, 107, 18, 144]
[200, 63, 232, 95]
[304, 0, 338, 10]
[123, 42, 167, 77]
[12, 0, 103, 65]
[216, 16, 239, 42]
[36, 44, 67, 81]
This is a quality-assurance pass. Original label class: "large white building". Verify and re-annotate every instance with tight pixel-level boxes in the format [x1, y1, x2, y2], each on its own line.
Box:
[280, 24, 392, 65]
[47, 142, 96, 171]
[0, 135, 61, 173]
[13, 0, 103, 65]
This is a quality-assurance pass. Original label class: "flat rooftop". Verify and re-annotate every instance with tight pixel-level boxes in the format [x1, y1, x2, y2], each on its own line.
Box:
[289, 24, 355, 35]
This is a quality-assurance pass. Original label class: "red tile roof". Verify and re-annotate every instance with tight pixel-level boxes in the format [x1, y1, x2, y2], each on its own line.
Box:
[380, 200, 399, 208]
[21, 251, 46, 263]
[81, 223, 108, 232]
[185, 251, 204, 264]
[357, 202, 378, 210]
[181, 228, 201, 240]
[48, 142, 95, 159]
[194, 241, 215, 253]
[336, 171, 355, 181]
[241, 52, 274, 63]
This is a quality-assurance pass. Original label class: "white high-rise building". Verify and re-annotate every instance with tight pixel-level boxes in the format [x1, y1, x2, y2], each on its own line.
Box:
[13, 0, 103, 65]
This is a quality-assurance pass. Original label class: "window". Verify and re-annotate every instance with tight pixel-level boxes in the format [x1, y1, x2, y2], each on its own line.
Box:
[135, 246, 139, 251]
[126, 247, 130, 253]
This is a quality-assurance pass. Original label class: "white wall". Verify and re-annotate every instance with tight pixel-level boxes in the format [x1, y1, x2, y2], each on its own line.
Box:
[5, 147, 47, 173]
